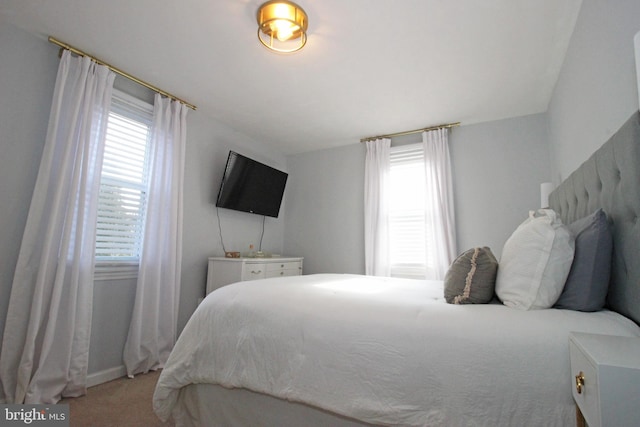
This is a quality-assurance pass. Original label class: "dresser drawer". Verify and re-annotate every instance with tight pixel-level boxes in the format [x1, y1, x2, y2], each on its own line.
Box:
[266, 268, 300, 278]
[242, 263, 267, 280]
[569, 339, 600, 427]
[266, 261, 301, 272]
[266, 261, 302, 278]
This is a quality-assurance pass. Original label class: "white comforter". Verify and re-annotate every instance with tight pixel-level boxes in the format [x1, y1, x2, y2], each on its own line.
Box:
[154, 274, 640, 426]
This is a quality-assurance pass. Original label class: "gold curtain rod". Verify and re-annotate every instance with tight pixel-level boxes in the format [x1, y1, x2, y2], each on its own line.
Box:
[360, 122, 460, 143]
[48, 36, 196, 111]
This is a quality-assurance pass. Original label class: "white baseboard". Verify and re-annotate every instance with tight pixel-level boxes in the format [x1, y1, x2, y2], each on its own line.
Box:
[87, 365, 127, 388]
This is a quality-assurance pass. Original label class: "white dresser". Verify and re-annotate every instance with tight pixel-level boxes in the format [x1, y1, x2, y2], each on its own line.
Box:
[569, 332, 640, 427]
[206, 256, 303, 295]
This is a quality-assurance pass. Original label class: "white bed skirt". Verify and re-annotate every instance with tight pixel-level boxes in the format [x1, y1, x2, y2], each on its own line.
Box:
[173, 384, 376, 427]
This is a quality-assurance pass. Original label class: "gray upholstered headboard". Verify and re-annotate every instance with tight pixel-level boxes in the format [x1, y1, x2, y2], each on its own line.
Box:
[549, 111, 640, 325]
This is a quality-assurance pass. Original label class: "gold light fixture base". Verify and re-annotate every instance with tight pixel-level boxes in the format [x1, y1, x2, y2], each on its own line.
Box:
[257, 0, 308, 53]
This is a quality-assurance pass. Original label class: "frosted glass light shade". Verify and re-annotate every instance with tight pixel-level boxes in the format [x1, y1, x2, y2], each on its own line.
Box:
[541, 182, 555, 208]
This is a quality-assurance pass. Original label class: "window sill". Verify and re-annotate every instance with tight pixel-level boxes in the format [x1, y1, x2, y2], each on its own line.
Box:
[391, 264, 429, 280]
[94, 261, 139, 281]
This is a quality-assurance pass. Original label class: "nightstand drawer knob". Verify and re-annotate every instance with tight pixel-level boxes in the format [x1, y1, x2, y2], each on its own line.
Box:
[575, 371, 585, 394]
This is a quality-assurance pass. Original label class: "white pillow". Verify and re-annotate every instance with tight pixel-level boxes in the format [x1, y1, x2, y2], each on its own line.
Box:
[496, 209, 575, 310]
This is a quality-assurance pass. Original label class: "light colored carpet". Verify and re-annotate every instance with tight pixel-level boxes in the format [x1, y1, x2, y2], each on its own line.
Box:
[61, 371, 174, 427]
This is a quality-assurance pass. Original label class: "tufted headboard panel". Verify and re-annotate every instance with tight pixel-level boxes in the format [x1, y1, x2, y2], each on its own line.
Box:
[549, 111, 640, 325]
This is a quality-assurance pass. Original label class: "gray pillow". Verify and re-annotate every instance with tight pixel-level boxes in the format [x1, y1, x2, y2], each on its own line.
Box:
[554, 208, 612, 311]
[444, 247, 498, 304]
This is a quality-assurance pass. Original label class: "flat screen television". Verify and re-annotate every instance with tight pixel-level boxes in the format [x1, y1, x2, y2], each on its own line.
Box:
[215, 151, 288, 218]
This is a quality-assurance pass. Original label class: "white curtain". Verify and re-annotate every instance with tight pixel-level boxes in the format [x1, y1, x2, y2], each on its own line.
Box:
[422, 128, 457, 279]
[123, 94, 188, 377]
[364, 138, 391, 276]
[0, 51, 114, 403]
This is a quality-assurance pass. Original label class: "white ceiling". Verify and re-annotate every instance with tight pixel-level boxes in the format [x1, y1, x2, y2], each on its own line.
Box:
[0, 0, 583, 155]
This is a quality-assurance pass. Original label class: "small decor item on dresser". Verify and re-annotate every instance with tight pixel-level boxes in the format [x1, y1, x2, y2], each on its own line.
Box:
[225, 251, 241, 258]
[244, 244, 256, 258]
[444, 247, 498, 304]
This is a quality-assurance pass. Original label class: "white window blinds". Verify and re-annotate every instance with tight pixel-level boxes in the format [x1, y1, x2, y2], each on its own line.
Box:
[95, 90, 152, 262]
[388, 143, 431, 278]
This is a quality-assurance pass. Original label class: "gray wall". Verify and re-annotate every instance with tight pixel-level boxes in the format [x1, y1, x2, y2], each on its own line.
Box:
[0, 23, 58, 358]
[283, 113, 551, 273]
[548, 0, 640, 181]
[284, 143, 366, 274]
[452, 114, 551, 256]
[285, 0, 640, 274]
[179, 112, 287, 333]
[0, 23, 287, 377]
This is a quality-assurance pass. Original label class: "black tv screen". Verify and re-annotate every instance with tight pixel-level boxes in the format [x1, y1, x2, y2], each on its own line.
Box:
[215, 151, 288, 218]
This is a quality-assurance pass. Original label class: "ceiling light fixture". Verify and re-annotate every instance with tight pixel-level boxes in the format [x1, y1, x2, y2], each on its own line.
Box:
[257, 0, 308, 53]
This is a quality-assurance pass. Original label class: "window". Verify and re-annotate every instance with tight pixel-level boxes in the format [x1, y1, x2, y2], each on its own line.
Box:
[388, 143, 434, 279]
[94, 90, 153, 272]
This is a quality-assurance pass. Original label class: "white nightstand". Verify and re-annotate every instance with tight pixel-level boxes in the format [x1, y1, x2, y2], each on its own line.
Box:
[568, 332, 640, 427]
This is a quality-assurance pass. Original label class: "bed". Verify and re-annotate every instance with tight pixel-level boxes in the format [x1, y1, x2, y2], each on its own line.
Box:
[153, 111, 640, 427]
